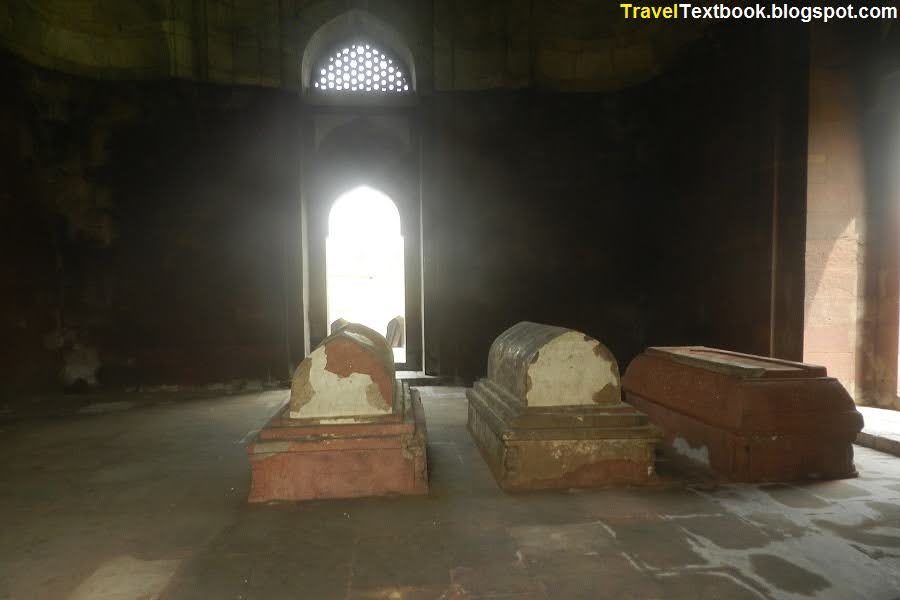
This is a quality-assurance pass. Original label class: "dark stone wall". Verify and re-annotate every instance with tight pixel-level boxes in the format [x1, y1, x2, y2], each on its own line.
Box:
[858, 25, 900, 407]
[0, 20, 811, 391]
[0, 71, 60, 392]
[0, 51, 302, 393]
[422, 90, 662, 379]
[646, 23, 809, 361]
[424, 23, 810, 381]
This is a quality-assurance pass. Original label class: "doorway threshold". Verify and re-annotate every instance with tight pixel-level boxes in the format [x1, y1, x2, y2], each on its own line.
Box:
[857, 406, 900, 458]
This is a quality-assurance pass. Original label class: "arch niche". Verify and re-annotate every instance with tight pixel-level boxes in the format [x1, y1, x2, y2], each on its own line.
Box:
[298, 10, 422, 369]
[326, 186, 406, 363]
[300, 9, 417, 102]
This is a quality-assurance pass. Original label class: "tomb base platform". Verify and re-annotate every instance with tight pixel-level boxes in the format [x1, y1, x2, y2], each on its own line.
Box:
[466, 379, 660, 491]
[247, 385, 428, 502]
[623, 346, 864, 482]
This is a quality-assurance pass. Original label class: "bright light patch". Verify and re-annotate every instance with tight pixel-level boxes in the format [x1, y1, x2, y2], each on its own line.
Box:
[327, 187, 406, 363]
[316, 42, 410, 94]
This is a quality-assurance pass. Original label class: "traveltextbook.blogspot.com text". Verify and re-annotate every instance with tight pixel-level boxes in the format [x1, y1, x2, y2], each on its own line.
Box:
[620, 3, 898, 23]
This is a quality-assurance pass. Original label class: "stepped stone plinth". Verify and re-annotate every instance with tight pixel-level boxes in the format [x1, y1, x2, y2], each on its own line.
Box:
[247, 323, 427, 502]
[467, 321, 660, 491]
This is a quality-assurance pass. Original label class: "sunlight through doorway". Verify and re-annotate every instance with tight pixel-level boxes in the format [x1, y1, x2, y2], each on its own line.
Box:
[326, 186, 406, 364]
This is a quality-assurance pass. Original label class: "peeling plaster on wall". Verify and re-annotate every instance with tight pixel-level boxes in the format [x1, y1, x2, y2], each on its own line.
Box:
[672, 437, 711, 467]
[61, 343, 99, 388]
[1, 48, 303, 392]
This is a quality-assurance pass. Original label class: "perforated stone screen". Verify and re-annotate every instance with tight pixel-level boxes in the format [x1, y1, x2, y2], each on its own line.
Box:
[313, 42, 410, 93]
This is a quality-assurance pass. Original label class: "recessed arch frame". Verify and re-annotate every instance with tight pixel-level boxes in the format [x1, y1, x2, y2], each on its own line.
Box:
[301, 117, 423, 369]
[300, 9, 417, 104]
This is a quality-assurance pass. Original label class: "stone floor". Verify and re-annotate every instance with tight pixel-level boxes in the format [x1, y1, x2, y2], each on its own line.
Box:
[858, 406, 900, 458]
[1, 387, 900, 600]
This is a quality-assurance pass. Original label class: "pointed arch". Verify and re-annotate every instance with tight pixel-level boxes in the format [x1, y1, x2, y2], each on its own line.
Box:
[325, 186, 406, 362]
[328, 186, 401, 237]
[313, 41, 410, 94]
[300, 9, 417, 96]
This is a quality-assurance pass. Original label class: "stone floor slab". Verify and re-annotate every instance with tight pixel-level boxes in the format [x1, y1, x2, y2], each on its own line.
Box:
[0, 388, 899, 599]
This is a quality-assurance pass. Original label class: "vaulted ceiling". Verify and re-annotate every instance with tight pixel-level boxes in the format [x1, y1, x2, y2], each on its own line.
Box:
[1, 0, 708, 92]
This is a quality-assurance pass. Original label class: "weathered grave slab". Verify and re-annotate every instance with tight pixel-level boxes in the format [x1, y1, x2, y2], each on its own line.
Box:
[248, 325, 427, 502]
[622, 346, 864, 482]
[467, 321, 660, 491]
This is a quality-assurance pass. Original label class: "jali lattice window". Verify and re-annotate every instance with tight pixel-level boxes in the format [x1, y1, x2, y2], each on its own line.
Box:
[314, 42, 410, 93]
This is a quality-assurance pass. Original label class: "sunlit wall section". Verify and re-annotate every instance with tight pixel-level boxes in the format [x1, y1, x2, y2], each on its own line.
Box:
[803, 28, 866, 399]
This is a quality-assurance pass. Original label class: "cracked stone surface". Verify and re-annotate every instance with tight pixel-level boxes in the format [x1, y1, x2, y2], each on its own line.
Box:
[1, 386, 899, 599]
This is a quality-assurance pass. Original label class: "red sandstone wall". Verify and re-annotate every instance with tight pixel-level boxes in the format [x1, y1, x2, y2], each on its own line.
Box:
[803, 26, 867, 398]
[804, 25, 900, 409]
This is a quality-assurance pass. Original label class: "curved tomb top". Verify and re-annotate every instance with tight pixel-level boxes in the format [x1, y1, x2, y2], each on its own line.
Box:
[487, 321, 620, 407]
[330, 317, 350, 334]
[330, 322, 396, 379]
[289, 323, 396, 419]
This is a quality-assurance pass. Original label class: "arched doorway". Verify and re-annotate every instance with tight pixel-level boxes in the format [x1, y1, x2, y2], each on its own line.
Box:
[298, 12, 423, 370]
[326, 186, 406, 363]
